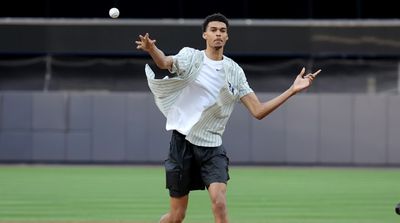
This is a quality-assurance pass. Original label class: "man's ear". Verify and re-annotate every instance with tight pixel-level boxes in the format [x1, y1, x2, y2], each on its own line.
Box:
[202, 32, 207, 40]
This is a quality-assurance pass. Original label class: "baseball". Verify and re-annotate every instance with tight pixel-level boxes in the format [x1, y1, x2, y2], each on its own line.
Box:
[109, 8, 120, 18]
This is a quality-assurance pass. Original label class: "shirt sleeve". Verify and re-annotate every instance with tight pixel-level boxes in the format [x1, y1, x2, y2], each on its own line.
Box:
[237, 67, 254, 98]
[169, 47, 195, 76]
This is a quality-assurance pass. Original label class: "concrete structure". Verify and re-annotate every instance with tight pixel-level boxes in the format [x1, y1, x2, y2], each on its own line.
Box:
[0, 91, 399, 166]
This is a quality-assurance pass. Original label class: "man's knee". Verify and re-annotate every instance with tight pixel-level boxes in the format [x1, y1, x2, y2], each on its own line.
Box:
[211, 196, 227, 212]
[208, 183, 228, 216]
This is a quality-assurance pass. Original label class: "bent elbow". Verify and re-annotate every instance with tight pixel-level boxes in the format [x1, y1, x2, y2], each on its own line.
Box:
[253, 110, 271, 120]
[254, 112, 264, 120]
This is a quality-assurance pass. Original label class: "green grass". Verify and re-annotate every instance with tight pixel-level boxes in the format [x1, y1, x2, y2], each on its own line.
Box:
[0, 166, 399, 223]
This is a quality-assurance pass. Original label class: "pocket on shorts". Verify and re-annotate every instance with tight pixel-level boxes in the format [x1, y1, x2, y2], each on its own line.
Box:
[166, 169, 181, 191]
[165, 159, 182, 191]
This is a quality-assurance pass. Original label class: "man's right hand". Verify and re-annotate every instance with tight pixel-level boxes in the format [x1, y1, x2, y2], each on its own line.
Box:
[135, 33, 173, 70]
[135, 33, 156, 52]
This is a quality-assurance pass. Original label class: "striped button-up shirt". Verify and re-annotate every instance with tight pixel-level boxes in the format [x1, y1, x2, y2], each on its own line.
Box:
[145, 47, 253, 147]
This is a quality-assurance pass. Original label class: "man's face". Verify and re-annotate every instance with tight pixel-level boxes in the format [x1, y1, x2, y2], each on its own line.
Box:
[203, 21, 229, 50]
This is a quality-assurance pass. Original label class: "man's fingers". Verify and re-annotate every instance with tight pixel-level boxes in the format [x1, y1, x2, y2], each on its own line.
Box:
[138, 33, 155, 43]
[302, 69, 321, 78]
[312, 69, 322, 77]
[298, 67, 306, 77]
[305, 75, 314, 80]
[136, 33, 155, 51]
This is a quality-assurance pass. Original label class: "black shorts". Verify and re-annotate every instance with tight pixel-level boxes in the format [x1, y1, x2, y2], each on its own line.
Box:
[164, 130, 230, 197]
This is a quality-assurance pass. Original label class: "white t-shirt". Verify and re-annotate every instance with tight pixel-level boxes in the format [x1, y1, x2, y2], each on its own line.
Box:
[166, 51, 226, 135]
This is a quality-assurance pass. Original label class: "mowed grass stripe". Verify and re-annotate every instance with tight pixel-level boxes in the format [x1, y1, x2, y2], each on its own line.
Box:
[0, 166, 399, 223]
[0, 166, 166, 221]
[227, 167, 399, 222]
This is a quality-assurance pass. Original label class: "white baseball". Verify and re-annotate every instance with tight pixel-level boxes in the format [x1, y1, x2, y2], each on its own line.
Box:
[109, 8, 120, 19]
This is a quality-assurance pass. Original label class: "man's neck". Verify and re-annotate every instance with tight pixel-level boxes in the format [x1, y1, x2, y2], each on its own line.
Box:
[205, 48, 224, 61]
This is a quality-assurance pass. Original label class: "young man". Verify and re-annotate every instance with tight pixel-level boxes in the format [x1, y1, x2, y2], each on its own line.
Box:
[136, 13, 320, 223]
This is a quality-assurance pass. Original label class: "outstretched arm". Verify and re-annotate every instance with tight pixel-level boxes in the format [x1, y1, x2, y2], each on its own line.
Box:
[135, 33, 173, 70]
[241, 67, 321, 120]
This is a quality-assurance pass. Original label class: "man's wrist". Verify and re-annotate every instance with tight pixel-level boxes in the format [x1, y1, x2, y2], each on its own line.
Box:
[147, 45, 157, 54]
[288, 85, 297, 96]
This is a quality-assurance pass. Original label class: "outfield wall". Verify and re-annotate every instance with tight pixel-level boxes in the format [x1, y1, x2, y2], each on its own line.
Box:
[0, 91, 399, 166]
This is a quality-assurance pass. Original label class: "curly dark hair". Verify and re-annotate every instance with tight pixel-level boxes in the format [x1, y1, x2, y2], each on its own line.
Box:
[202, 13, 229, 32]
